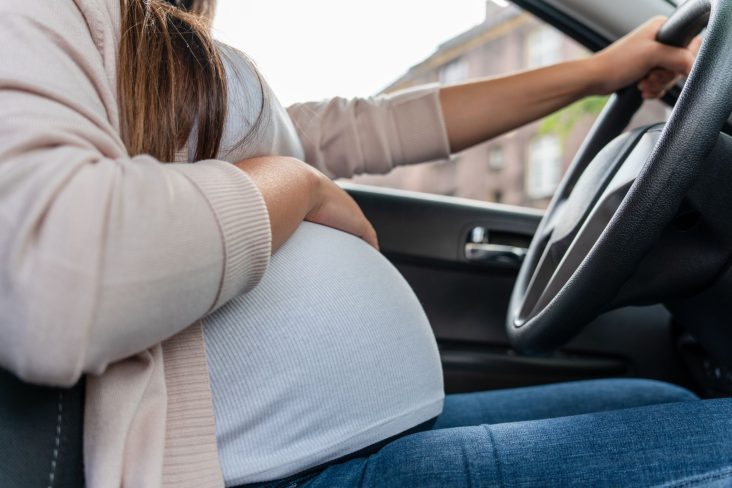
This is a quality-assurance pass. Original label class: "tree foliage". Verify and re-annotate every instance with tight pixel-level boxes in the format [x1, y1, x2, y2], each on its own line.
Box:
[538, 96, 609, 142]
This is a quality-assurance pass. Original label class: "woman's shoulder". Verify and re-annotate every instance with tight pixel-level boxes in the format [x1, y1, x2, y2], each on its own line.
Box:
[216, 42, 266, 109]
[217, 43, 257, 74]
[212, 42, 305, 163]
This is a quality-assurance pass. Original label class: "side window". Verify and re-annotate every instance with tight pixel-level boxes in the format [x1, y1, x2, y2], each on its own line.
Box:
[351, 3, 669, 209]
[526, 26, 562, 68]
[526, 135, 562, 201]
[488, 146, 505, 171]
[214, 0, 669, 210]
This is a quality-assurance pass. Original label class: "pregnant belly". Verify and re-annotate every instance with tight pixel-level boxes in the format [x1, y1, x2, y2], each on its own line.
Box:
[203, 222, 444, 485]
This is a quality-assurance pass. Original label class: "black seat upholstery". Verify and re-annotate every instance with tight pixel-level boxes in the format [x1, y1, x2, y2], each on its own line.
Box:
[0, 369, 85, 487]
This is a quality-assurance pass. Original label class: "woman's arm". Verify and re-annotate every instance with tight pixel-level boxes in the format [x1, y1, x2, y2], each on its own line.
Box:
[287, 86, 451, 179]
[288, 18, 697, 179]
[441, 17, 700, 152]
[236, 157, 378, 251]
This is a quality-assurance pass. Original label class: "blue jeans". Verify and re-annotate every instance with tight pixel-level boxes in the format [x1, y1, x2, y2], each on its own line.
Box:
[249, 379, 732, 487]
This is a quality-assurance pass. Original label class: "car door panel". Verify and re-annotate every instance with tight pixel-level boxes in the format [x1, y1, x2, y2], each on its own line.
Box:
[346, 183, 692, 393]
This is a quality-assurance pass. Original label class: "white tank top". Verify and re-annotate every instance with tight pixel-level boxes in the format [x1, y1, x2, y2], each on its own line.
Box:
[201, 45, 444, 485]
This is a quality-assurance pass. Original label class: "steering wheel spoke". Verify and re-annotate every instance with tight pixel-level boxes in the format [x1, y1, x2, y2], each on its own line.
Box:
[515, 127, 662, 325]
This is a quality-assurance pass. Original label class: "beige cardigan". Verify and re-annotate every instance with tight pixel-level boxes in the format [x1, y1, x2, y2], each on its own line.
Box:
[0, 0, 451, 486]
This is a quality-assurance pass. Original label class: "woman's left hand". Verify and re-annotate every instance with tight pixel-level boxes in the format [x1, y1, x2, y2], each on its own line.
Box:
[588, 16, 702, 99]
[441, 16, 701, 152]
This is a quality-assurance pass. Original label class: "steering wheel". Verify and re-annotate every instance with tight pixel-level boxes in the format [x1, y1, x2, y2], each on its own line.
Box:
[506, 0, 732, 354]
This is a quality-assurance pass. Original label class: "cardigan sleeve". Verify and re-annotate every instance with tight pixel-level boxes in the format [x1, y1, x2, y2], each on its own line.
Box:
[0, 6, 271, 386]
[286, 85, 452, 179]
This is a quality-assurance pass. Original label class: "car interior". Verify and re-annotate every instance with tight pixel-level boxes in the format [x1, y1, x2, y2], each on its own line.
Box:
[348, 0, 732, 399]
[2, 0, 732, 486]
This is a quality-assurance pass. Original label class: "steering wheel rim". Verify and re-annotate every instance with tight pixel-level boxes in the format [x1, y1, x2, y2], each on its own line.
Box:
[506, 0, 732, 355]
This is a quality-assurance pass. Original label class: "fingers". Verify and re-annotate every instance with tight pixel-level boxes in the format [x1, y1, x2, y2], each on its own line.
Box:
[636, 23, 701, 99]
[593, 15, 699, 96]
[637, 68, 678, 99]
[361, 220, 380, 251]
[640, 15, 699, 78]
[340, 191, 380, 250]
[689, 35, 703, 55]
[305, 179, 380, 251]
[655, 43, 696, 76]
[649, 69, 676, 85]
[638, 32, 702, 99]
[345, 195, 380, 251]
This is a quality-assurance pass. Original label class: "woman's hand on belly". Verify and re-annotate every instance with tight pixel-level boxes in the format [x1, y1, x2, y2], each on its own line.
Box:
[235, 156, 378, 251]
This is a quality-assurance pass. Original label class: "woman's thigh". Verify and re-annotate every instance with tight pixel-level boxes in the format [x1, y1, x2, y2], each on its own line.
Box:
[433, 378, 697, 429]
[301, 398, 732, 488]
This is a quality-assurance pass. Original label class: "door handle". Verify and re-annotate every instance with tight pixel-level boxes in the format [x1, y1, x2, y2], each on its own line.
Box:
[464, 243, 527, 266]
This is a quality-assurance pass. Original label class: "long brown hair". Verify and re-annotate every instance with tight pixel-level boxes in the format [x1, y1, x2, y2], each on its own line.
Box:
[117, 0, 226, 161]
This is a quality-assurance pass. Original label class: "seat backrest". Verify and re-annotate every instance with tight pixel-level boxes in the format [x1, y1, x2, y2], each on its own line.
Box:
[0, 369, 85, 487]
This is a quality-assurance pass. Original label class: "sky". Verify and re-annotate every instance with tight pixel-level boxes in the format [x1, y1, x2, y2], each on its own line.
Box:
[212, 0, 490, 106]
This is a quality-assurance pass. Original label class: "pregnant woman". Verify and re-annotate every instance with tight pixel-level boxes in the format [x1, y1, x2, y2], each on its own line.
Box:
[1, 0, 721, 487]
